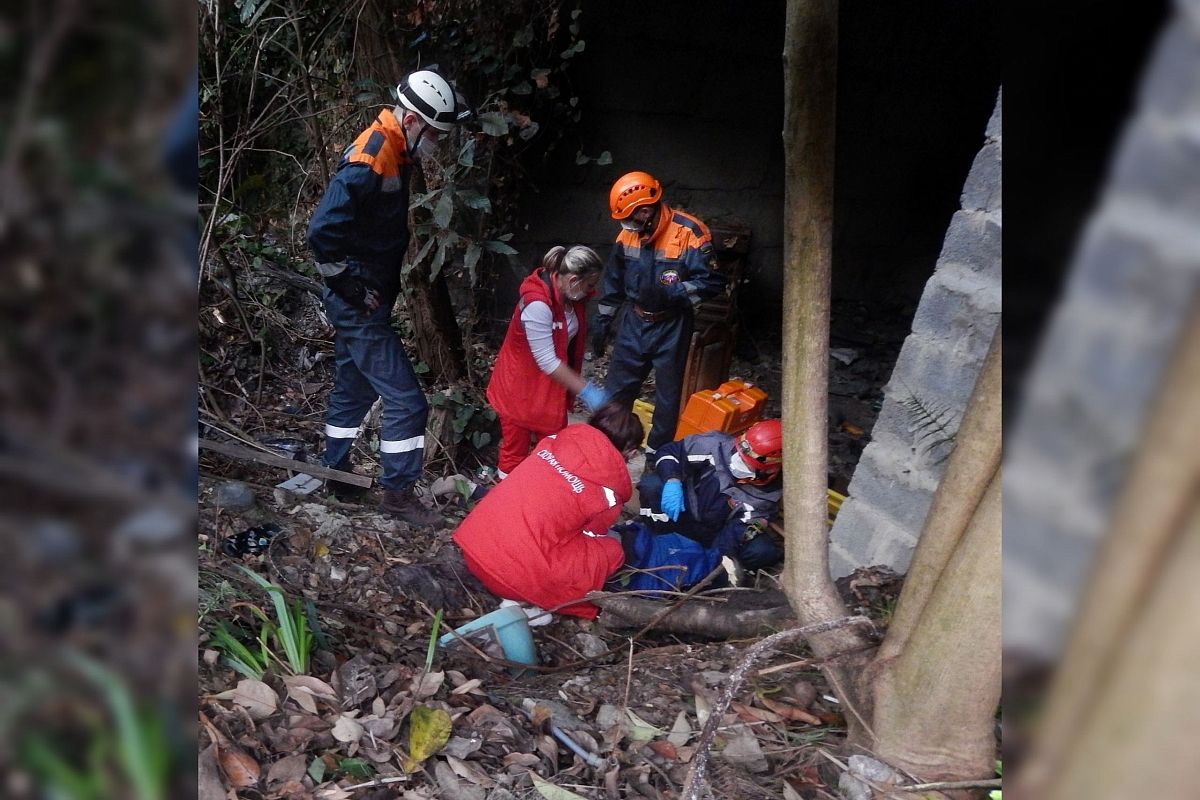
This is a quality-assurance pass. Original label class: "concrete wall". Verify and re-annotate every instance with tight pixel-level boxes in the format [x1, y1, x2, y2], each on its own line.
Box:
[494, 1, 1001, 332]
[1005, 6, 1200, 657]
[829, 91, 1002, 578]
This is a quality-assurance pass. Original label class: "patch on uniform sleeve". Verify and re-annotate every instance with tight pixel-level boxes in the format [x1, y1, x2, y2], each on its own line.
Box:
[659, 269, 681, 285]
[700, 241, 721, 272]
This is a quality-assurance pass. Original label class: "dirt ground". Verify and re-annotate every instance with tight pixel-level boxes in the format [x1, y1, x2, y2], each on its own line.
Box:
[198, 282, 911, 798]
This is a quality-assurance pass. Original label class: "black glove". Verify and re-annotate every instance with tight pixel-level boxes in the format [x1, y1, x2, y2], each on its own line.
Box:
[636, 275, 672, 310]
[325, 270, 381, 313]
[590, 315, 613, 359]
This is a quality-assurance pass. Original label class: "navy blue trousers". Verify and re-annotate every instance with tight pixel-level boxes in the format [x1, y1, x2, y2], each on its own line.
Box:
[321, 277, 428, 490]
[603, 309, 692, 452]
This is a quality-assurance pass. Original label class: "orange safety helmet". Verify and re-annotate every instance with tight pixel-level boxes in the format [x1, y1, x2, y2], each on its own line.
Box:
[737, 419, 783, 482]
[609, 171, 662, 219]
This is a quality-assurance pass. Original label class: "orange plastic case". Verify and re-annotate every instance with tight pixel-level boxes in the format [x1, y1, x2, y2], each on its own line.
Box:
[673, 380, 768, 440]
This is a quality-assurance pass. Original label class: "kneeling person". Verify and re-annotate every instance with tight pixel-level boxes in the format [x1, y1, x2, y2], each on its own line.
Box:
[452, 404, 644, 621]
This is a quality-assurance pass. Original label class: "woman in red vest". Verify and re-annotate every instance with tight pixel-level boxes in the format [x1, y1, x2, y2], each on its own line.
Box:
[453, 403, 644, 620]
[487, 246, 610, 478]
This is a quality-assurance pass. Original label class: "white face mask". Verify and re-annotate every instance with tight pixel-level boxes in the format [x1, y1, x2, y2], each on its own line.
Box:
[729, 451, 756, 480]
[619, 219, 643, 233]
[413, 133, 439, 158]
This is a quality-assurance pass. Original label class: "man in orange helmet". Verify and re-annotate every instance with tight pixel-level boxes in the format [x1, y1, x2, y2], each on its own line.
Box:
[591, 171, 728, 459]
[631, 419, 785, 573]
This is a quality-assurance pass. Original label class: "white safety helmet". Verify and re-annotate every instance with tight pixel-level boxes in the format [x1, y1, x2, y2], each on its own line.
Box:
[396, 69, 468, 131]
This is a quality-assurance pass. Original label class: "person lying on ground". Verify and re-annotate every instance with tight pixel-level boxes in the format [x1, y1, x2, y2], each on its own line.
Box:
[624, 419, 785, 590]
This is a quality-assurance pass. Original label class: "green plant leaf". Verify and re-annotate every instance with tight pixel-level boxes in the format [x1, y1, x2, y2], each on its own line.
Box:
[456, 189, 492, 212]
[433, 192, 454, 228]
[458, 138, 475, 168]
[511, 81, 532, 95]
[477, 112, 508, 136]
[481, 240, 518, 256]
[337, 758, 374, 779]
[464, 243, 482, 283]
[424, 610, 443, 673]
[236, 566, 311, 674]
[530, 772, 589, 800]
[307, 756, 325, 783]
[403, 706, 452, 772]
[405, 235, 437, 276]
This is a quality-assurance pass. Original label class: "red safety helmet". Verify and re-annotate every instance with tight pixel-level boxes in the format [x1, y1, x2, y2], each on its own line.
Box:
[609, 171, 662, 219]
[737, 419, 783, 483]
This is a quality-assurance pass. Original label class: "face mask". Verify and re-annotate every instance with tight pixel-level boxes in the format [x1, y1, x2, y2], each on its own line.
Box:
[413, 133, 439, 159]
[729, 451, 756, 480]
[619, 219, 642, 233]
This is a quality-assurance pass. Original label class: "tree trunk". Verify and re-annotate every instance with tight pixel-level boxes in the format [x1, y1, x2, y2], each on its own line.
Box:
[403, 164, 467, 384]
[876, 329, 1002, 662]
[1012, 305, 1200, 798]
[865, 467, 1002, 782]
[780, 0, 872, 724]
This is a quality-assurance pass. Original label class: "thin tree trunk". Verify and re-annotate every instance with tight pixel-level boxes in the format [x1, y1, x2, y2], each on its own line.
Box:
[876, 328, 1002, 662]
[780, 0, 872, 728]
[866, 466, 1002, 782]
[1012, 305, 1200, 797]
[1031, 496, 1200, 799]
[403, 164, 467, 384]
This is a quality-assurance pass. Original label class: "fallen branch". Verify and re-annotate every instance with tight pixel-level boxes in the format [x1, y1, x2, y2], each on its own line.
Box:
[592, 587, 797, 639]
[680, 616, 873, 800]
[200, 438, 372, 487]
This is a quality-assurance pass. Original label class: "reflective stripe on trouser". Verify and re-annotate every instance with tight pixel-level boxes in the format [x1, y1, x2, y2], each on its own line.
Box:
[321, 283, 428, 490]
[603, 308, 692, 451]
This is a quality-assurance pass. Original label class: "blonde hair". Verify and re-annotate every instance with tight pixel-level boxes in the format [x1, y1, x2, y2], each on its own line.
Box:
[542, 245, 603, 278]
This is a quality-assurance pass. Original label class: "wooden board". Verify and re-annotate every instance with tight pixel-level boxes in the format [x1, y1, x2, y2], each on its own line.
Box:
[199, 439, 373, 487]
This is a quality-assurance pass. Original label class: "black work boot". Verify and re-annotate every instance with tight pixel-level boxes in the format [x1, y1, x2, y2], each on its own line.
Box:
[326, 458, 368, 502]
[380, 488, 444, 529]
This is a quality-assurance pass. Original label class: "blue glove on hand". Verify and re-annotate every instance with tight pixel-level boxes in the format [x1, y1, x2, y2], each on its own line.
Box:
[661, 479, 685, 522]
[578, 381, 609, 412]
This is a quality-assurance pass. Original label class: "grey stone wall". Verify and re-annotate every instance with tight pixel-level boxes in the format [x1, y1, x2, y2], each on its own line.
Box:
[1004, 6, 1200, 658]
[828, 91, 1002, 578]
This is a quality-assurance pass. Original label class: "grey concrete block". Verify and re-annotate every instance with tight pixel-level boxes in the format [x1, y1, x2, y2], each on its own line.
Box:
[829, 542, 860, 580]
[867, 402, 915, 450]
[911, 267, 1002, 355]
[960, 140, 1002, 211]
[829, 499, 884, 560]
[986, 88, 1002, 140]
[1109, 118, 1200, 216]
[1066, 224, 1199, 313]
[843, 454, 936, 533]
[887, 335, 986, 412]
[869, 534, 918, 574]
[1139, 19, 1200, 115]
[937, 210, 1002, 274]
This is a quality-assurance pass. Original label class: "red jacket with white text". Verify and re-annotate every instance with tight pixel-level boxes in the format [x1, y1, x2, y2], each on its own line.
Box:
[452, 423, 629, 619]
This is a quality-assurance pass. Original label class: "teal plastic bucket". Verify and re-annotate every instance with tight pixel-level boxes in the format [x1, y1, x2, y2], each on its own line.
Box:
[438, 605, 537, 667]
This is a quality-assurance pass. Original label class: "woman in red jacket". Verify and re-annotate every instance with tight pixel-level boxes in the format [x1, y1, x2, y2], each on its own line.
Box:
[487, 246, 609, 478]
[453, 403, 644, 620]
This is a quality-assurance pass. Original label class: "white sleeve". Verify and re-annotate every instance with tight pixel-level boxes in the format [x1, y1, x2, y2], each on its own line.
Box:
[520, 301, 561, 374]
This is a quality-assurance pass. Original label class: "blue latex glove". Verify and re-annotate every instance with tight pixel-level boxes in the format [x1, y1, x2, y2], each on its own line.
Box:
[578, 381, 609, 412]
[661, 478, 685, 522]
